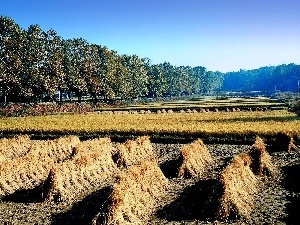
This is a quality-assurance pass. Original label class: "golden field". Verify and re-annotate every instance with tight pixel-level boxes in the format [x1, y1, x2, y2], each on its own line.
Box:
[0, 110, 299, 139]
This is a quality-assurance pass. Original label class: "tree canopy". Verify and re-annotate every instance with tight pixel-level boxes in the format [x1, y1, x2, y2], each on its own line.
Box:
[0, 16, 299, 103]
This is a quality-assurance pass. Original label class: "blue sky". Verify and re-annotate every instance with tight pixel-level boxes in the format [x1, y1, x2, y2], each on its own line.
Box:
[1, 0, 299, 72]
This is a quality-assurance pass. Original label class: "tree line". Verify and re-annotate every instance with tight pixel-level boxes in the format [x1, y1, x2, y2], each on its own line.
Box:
[222, 64, 300, 93]
[1, 16, 299, 104]
[0, 16, 223, 103]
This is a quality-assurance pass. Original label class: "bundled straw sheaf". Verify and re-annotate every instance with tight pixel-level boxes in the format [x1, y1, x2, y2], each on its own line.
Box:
[29, 136, 80, 163]
[217, 153, 257, 220]
[0, 150, 54, 198]
[115, 136, 156, 168]
[249, 136, 276, 176]
[46, 137, 119, 203]
[178, 139, 213, 178]
[0, 136, 80, 198]
[0, 135, 31, 162]
[94, 160, 168, 225]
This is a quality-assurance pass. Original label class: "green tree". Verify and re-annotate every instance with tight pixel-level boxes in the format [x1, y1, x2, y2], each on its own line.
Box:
[147, 63, 167, 98]
[62, 38, 88, 102]
[97, 46, 118, 99]
[42, 29, 65, 102]
[0, 16, 25, 102]
[22, 24, 47, 102]
[193, 66, 206, 93]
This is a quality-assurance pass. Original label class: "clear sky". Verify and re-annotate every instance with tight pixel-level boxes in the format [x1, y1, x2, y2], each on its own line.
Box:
[1, 0, 299, 72]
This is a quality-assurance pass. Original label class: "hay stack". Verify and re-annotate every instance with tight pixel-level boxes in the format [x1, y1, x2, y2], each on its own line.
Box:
[0, 150, 53, 198]
[29, 136, 80, 163]
[115, 136, 156, 168]
[0, 135, 31, 162]
[94, 160, 168, 225]
[45, 137, 119, 203]
[217, 153, 257, 220]
[178, 139, 213, 178]
[167, 109, 173, 114]
[249, 136, 276, 176]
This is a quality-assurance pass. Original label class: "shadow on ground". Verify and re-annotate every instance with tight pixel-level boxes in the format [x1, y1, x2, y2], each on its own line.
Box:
[156, 179, 233, 221]
[2, 181, 48, 203]
[51, 186, 111, 225]
[282, 163, 300, 225]
[160, 158, 180, 178]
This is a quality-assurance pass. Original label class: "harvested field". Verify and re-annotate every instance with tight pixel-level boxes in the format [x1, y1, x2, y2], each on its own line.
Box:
[0, 140, 299, 225]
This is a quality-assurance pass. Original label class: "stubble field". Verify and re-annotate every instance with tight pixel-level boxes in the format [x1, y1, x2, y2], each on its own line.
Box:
[0, 109, 299, 224]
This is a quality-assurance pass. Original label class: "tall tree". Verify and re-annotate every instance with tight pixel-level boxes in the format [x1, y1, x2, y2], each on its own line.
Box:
[147, 63, 167, 98]
[42, 29, 65, 102]
[22, 24, 47, 102]
[62, 38, 88, 102]
[0, 16, 25, 102]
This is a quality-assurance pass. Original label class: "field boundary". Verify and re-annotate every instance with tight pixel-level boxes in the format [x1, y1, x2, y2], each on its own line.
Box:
[0, 130, 298, 145]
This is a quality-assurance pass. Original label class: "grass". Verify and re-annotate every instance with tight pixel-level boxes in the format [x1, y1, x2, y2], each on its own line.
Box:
[0, 110, 299, 142]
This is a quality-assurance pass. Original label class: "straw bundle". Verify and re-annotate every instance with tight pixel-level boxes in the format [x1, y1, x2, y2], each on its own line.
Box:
[0, 135, 31, 162]
[94, 160, 168, 225]
[115, 136, 156, 168]
[45, 137, 119, 203]
[217, 153, 257, 220]
[29, 136, 80, 163]
[249, 136, 276, 176]
[178, 139, 213, 178]
[0, 150, 53, 198]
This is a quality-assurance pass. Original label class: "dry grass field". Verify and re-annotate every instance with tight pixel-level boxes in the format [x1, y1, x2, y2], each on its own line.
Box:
[0, 108, 299, 224]
[0, 110, 299, 141]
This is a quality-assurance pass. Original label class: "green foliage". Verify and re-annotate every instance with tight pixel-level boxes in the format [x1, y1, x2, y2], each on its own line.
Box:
[2, 16, 298, 105]
[223, 64, 300, 92]
[0, 16, 228, 104]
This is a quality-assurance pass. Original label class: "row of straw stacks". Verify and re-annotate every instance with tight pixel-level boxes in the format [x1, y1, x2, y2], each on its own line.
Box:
[0, 135, 118, 203]
[94, 160, 168, 225]
[93, 137, 214, 224]
[91, 134, 280, 224]
[46, 137, 119, 203]
[0, 136, 80, 198]
[217, 136, 277, 220]
[0, 132, 296, 223]
[93, 136, 166, 224]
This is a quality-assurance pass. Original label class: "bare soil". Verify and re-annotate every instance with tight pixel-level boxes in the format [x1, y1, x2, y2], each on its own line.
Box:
[0, 142, 299, 225]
